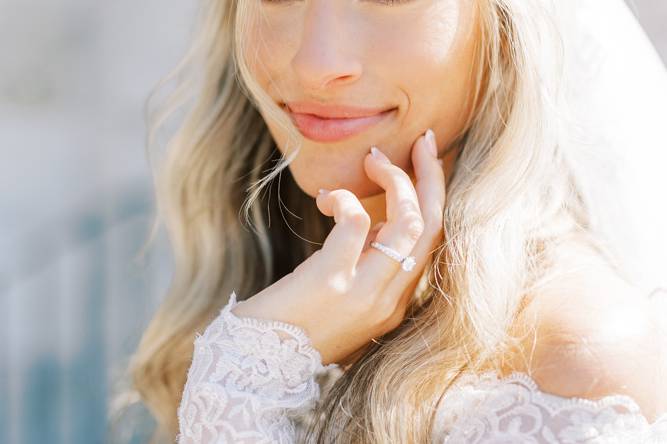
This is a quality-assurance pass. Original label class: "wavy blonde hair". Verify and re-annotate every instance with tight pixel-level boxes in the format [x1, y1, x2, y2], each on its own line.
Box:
[114, 0, 628, 442]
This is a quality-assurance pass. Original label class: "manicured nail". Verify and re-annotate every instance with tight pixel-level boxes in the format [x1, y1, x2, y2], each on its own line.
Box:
[370, 146, 391, 164]
[425, 129, 437, 157]
[318, 188, 330, 195]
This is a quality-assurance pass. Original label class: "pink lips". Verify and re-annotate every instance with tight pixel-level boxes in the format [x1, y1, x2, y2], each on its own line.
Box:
[284, 101, 397, 143]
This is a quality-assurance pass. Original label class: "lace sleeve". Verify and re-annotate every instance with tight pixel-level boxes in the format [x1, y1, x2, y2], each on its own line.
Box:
[176, 291, 335, 444]
[433, 371, 667, 443]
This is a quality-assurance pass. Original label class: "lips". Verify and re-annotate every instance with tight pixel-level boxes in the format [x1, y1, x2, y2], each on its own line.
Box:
[283, 101, 398, 143]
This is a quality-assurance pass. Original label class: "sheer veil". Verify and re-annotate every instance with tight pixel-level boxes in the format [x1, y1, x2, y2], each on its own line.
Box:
[555, 0, 667, 297]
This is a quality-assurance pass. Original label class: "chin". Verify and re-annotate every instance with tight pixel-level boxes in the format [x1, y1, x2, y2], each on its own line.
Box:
[282, 136, 405, 198]
[293, 173, 384, 200]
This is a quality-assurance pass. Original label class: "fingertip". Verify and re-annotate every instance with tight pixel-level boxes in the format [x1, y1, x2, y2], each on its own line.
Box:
[315, 189, 330, 213]
[426, 129, 437, 154]
[363, 148, 380, 176]
[411, 132, 430, 173]
[363, 150, 374, 165]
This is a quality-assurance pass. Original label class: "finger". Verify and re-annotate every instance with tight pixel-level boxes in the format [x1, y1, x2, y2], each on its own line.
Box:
[413, 129, 446, 232]
[386, 128, 446, 309]
[362, 221, 386, 252]
[365, 146, 421, 224]
[355, 143, 425, 286]
[315, 188, 371, 274]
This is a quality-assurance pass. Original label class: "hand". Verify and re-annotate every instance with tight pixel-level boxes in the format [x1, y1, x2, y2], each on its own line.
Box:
[230, 129, 446, 366]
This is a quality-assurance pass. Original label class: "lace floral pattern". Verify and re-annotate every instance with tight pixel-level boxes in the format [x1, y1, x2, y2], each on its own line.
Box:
[176, 291, 336, 444]
[433, 371, 667, 443]
[176, 291, 667, 444]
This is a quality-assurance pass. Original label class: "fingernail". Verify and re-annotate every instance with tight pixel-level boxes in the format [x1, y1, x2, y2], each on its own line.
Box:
[318, 188, 330, 195]
[370, 146, 391, 164]
[425, 129, 437, 157]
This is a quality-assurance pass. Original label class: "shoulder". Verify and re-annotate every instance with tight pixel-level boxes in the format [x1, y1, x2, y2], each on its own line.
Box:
[511, 273, 667, 423]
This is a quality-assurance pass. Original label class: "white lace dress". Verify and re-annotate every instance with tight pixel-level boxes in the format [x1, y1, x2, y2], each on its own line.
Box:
[175, 291, 667, 444]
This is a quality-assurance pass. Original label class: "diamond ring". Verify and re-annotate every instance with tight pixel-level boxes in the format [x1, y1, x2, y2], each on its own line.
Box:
[369, 241, 416, 272]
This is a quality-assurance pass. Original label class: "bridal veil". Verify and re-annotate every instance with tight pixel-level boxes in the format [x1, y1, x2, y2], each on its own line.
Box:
[555, 0, 667, 296]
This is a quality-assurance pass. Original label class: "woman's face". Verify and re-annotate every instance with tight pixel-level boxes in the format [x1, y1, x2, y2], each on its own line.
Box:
[246, 0, 480, 199]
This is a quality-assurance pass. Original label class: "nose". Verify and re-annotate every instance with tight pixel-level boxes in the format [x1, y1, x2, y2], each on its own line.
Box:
[291, 2, 363, 91]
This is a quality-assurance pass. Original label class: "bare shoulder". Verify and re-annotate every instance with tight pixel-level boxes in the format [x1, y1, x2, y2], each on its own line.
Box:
[510, 265, 667, 423]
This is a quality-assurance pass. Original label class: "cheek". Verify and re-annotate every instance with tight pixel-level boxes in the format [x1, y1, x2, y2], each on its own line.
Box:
[380, 4, 460, 67]
[245, 14, 300, 93]
[244, 1, 477, 195]
[243, 19, 299, 154]
[377, 2, 476, 134]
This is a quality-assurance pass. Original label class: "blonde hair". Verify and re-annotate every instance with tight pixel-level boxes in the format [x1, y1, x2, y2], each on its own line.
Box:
[113, 0, 628, 442]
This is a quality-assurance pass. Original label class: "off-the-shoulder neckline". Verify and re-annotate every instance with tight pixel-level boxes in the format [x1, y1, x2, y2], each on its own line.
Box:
[447, 369, 667, 426]
[222, 291, 667, 426]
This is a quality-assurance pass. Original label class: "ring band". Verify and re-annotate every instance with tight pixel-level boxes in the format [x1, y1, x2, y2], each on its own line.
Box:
[370, 241, 416, 272]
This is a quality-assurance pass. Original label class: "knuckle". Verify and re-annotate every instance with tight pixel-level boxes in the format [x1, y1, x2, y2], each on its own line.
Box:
[397, 198, 420, 217]
[375, 299, 399, 324]
[346, 211, 371, 230]
[390, 166, 412, 183]
[401, 214, 425, 241]
[382, 306, 406, 330]
[350, 291, 398, 324]
[332, 189, 355, 202]
[327, 189, 349, 207]
[350, 294, 376, 315]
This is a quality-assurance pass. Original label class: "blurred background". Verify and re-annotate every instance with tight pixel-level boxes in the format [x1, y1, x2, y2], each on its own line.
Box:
[1, 1, 666, 443]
